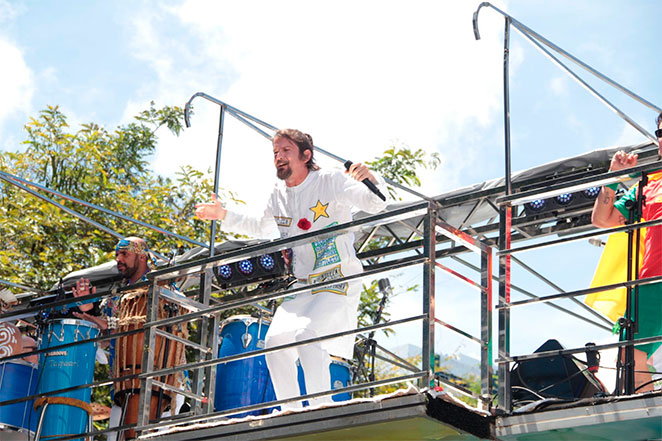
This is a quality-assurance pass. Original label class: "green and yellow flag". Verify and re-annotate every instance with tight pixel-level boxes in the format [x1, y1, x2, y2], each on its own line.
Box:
[585, 230, 646, 322]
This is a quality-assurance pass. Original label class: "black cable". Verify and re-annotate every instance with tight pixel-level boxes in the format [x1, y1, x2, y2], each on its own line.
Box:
[634, 378, 662, 393]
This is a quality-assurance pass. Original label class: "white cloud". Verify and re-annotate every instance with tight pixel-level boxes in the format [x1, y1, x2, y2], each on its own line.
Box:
[0, 0, 22, 23]
[550, 76, 568, 96]
[0, 38, 34, 149]
[121, 0, 510, 205]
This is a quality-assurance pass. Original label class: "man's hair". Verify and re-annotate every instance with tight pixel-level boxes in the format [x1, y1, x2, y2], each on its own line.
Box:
[657, 112, 662, 126]
[273, 128, 320, 171]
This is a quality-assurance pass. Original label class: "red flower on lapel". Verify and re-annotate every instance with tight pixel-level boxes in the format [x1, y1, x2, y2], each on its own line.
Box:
[297, 218, 312, 230]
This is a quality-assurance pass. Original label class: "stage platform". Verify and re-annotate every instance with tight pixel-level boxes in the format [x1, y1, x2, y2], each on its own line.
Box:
[141, 390, 492, 441]
[140, 389, 662, 441]
[497, 391, 662, 441]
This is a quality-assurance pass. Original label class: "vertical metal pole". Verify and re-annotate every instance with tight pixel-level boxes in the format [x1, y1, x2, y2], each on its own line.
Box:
[498, 207, 512, 412]
[621, 175, 646, 395]
[191, 269, 215, 414]
[201, 269, 218, 413]
[422, 204, 436, 388]
[480, 247, 493, 409]
[209, 106, 226, 258]
[498, 16, 513, 413]
[503, 17, 513, 196]
[623, 215, 635, 395]
[137, 281, 159, 431]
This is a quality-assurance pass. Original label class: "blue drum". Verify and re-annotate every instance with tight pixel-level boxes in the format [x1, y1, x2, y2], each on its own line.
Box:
[297, 356, 352, 404]
[0, 360, 39, 436]
[214, 316, 275, 416]
[37, 319, 99, 441]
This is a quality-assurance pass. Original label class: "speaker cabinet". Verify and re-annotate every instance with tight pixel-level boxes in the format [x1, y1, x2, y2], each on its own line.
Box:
[511, 339, 605, 404]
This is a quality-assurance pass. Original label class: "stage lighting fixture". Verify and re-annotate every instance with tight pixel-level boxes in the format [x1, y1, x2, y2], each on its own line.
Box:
[526, 199, 546, 212]
[213, 251, 288, 290]
[237, 259, 254, 276]
[582, 186, 600, 199]
[555, 193, 573, 205]
[258, 254, 276, 271]
[218, 264, 233, 280]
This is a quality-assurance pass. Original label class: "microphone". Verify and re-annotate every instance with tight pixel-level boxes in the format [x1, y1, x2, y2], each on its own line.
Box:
[378, 278, 392, 295]
[344, 160, 386, 201]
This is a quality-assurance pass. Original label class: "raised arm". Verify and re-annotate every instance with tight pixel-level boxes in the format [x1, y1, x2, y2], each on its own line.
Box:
[196, 192, 278, 239]
[341, 163, 389, 213]
[71, 278, 96, 312]
[195, 193, 227, 221]
[591, 150, 637, 228]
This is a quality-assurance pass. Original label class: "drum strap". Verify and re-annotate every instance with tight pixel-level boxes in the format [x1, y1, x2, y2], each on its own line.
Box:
[34, 396, 93, 415]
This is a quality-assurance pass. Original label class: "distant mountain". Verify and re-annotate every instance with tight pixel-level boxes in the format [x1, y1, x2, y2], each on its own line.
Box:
[439, 352, 480, 378]
[391, 343, 420, 359]
[390, 344, 480, 378]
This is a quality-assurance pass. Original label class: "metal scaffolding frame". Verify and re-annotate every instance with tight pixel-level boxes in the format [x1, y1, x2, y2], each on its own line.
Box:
[0, 92, 497, 438]
[1, 5, 661, 436]
[1, 89, 659, 439]
[0, 198, 495, 440]
[474, 2, 662, 413]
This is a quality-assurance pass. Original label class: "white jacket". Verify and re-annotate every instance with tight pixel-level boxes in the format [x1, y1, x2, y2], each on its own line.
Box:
[222, 168, 389, 358]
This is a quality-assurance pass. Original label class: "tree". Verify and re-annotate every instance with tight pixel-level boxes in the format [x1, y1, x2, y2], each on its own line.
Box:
[0, 103, 241, 290]
[0, 105, 441, 423]
[366, 145, 441, 201]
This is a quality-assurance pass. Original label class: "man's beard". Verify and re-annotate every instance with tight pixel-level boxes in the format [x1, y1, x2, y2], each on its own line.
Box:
[117, 262, 138, 279]
[276, 163, 292, 180]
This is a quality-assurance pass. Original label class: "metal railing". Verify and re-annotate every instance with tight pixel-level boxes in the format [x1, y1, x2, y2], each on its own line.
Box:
[493, 162, 662, 411]
[0, 198, 495, 439]
[474, 2, 662, 413]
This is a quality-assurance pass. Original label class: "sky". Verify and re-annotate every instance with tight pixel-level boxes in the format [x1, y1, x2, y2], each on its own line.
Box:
[0, 0, 660, 386]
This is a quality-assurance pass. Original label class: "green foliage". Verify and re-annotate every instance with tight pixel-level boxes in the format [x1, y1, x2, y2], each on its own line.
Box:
[356, 279, 392, 335]
[0, 105, 441, 416]
[358, 351, 486, 408]
[0, 104, 240, 290]
[356, 279, 417, 339]
[366, 145, 441, 200]
[353, 353, 422, 398]
[351, 145, 438, 394]
[92, 362, 111, 435]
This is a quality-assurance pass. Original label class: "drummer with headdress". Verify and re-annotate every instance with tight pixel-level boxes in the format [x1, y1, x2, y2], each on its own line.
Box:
[72, 236, 188, 441]
[72, 236, 152, 329]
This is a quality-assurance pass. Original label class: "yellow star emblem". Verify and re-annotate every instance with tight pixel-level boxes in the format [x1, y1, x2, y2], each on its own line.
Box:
[310, 200, 329, 222]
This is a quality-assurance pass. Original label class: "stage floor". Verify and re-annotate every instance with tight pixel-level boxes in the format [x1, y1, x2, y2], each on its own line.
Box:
[497, 391, 662, 441]
[141, 390, 661, 441]
[141, 390, 490, 441]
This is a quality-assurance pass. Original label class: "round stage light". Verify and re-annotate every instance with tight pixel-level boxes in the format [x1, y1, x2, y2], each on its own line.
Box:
[555, 193, 573, 205]
[527, 199, 546, 212]
[237, 259, 254, 276]
[218, 265, 233, 280]
[583, 186, 600, 199]
[258, 254, 275, 271]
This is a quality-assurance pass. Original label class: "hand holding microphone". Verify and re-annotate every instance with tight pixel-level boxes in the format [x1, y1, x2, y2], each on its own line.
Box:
[344, 160, 386, 201]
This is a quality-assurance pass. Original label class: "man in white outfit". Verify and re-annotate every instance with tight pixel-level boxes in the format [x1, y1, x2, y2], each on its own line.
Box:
[195, 129, 388, 409]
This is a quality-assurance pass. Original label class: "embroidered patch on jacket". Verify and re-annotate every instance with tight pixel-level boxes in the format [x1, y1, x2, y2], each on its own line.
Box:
[274, 216, 292, 227]
[308, 264, 348, 296]
[311, 222, 341, 270]
[310, 200, 329, 222]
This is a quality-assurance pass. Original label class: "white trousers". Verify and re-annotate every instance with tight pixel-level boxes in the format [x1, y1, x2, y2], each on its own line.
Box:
[265, 327, 332, 410]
